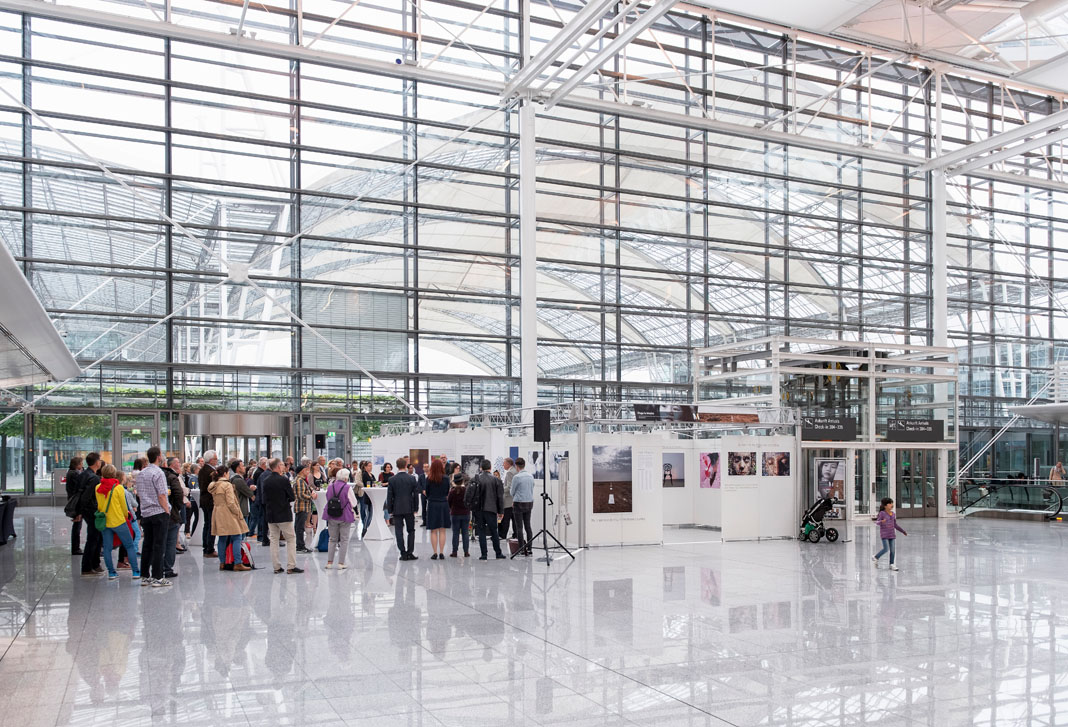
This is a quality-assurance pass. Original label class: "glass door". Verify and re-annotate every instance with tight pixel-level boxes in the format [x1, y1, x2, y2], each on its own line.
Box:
[313, 417, 349, 462]
[896, 450, 917, 517]
[118, 428, 156, 473]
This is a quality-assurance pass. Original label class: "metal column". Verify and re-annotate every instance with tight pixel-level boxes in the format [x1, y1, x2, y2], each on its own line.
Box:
[519, 0, 537, 418]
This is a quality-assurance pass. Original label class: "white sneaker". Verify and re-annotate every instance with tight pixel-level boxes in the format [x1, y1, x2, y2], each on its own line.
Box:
[152, 578, 172, 588]
[140, 577, 152, 587]
[872, 556, 878, 567]
[325, 563, 333, 569]
[890, 564, 899, 572]
[338, 563, 348, 570]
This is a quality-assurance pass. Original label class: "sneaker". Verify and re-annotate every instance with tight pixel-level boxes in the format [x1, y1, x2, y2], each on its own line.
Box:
[338, 563, 348, 570]
[287, 567, 304, 574]
[107, 574, 118, 581]
[132, 572, 141, 579]
[140, 577, 152, 587]
[152, 578, 172, 588]
[325, 563, 333, 570]
[890, 564, 899, 571]
[872, 556, 879, 567]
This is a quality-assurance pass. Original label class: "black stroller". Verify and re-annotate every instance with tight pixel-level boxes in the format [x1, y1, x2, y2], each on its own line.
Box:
[798, 496, 839, 543]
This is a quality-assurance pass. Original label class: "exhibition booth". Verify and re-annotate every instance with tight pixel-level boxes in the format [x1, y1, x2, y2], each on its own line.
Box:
[371, 402, 802, 548]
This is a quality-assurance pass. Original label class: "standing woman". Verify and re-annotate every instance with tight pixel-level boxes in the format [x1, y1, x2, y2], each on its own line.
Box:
[95, 464, 139, 581]
[447, 473, 470, 557]
[1052, 461, 1065, 482]
[324, 468, 358, 569]
[210, 463, 250, 571]
[424, 459, 450, 559]
[308, 460, 328, 535]
[378, 462, 394, 484]
[117, 472, 141, 571]
[182, 462, 200, 543]
[359, 461, 375, 537]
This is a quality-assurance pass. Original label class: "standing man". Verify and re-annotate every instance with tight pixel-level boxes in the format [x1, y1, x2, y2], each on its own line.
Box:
[138, 446, 172, 587]
[262, 457, 302, 574]
[293, 468, 315, 554]
[386, 457, 420, 561]
[200, 450, 219, 558]
[472, 460, 506, 560]
[511, 457, 535, 556]
[229, 459, 255, 533]
[407, 463, 426, 528]
[65, 456, 84, 556]
[284, 455, 295, 473]
[252, 456, 270, 547]
[499, 457, 515, 540]
[78, 452, 104, 575]
[163, 457, 184, 579]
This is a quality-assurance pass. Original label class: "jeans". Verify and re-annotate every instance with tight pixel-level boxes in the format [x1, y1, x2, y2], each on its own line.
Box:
[498, 506, 514, 539]
[393, 513, 415, 556]
[268, 522, 297, 570]
[164, 521, 180, 573]
[80, 517, 103, 573]
[475, 510, 502, 557]
[294, 511, 309, 550]
[513, 501, 534, 552]
[102, 522, 139, 577]
[140, 513, 169, 580]
[451, 514, 470, 555]
[202, 508, 215, 553]
[874, 537, 896, 564]
[71, 517, 82, 554]
[359, 496, 371, 533]
[218, 533, 245, 567]
[327, 521, 353, 564]
[249, 502, 262, 537]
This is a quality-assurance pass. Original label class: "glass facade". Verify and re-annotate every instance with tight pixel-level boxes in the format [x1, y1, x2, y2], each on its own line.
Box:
[0, 1, 1066, 489]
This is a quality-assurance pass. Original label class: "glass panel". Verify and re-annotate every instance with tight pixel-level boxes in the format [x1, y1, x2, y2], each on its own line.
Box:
[875, 450, 890, 506]
[119, 429, 154, 472]
[32, 414, 113, 495]
[0, 413, 25, 493]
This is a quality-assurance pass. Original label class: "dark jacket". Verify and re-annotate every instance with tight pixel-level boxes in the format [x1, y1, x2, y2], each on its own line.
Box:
[472, 471, 505, 514]
[198, 465, 215, 510]
[261, 472, 295, 523]
[78, 468, 102, 517]
[165, 467, 184, 524]
[65, 468, 83, 501]
[386, 472, 420, 516]
[231, 473, 254, 518]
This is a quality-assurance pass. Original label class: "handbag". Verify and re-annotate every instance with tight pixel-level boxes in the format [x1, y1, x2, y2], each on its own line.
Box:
[94, 486, 116, 532]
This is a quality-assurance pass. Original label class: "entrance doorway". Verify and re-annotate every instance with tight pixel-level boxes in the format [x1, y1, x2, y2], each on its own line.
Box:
[896, 449, 938, 517]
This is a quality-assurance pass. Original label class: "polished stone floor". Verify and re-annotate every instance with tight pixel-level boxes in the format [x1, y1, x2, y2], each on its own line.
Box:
[1, 508, 1066, 727]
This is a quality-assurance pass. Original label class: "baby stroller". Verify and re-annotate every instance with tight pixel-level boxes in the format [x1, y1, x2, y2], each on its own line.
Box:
[799, 496, 839, 543]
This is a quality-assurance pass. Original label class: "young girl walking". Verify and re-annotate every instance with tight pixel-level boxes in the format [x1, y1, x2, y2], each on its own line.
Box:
[873, 497, 907, 571]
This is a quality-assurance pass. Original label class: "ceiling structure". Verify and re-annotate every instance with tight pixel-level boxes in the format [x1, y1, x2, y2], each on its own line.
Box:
[691, 0, 1068, 93]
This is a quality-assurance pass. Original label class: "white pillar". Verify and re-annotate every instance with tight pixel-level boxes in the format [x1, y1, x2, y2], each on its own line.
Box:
[519, 0, 537, 419]
[932, 168, 948, 348]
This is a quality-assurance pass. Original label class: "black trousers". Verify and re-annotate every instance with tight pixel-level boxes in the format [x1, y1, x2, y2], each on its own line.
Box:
[393, 513, 415, 555]
[476, 510, 502, 557]
[80, 518, 102, 573]
[514, 501, 534, 552]
[141, 513, 169, 580]
[71, 517, 82, 554]
[202, 508, 215, 553]
[498, 506, 514, 539]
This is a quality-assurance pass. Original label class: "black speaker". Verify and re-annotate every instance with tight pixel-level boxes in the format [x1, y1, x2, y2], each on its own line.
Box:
[314, 433, 326, 449]
[533, 409, 551, 443]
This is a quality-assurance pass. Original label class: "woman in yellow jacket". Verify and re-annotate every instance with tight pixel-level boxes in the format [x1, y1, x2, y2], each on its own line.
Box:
[209, 464, 250, 571]
[95, 464, 139, 581]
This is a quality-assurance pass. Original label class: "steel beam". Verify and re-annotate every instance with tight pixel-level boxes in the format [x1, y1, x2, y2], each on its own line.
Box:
[544, 0, 677, 109]
[950, 125, 1068, 176]
[501, 0, 617, 99]
[519, 0, 538, 419]
[919, 106, 1068, 172]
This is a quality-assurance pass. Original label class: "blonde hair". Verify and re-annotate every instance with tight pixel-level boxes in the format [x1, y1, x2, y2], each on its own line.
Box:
[99, 463, 118, 480]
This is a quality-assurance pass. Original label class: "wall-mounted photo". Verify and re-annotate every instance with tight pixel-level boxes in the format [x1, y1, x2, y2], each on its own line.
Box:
[409, 448, 430, 475]
[662, 452, 685, 488]
[728, 451, 757, 476]
[700, 452, 720, 489]
[460, 454, 484, 480]
[592, 445, 632, 513]
[762, 451, 790, 477]
[814, 457, 846, 500]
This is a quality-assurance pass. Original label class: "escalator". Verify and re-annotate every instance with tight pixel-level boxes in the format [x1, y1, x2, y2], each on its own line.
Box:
[958, 479, 1064, 521]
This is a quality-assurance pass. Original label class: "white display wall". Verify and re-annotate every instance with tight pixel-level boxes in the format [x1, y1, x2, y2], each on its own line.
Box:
[372, 427, 799, 547]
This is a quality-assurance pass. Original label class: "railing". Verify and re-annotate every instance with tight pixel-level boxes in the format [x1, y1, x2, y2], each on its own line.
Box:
[958, 478, 1064, 520]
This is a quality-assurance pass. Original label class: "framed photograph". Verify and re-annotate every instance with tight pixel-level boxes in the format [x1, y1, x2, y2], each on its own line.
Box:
[814, 457, 846, 501]
[728, 451, 757, 476]
[662, 452, 685, 488]
[762, 451, 790, 477]
[591, 445, 632, 513]
[699, 452, 720, 489]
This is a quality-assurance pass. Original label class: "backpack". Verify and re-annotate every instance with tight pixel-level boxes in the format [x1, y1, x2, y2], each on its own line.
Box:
[326, 482, 345, 518]
[225, 539, 256, 568]
[464, 476, 484, 511]
[317, 528, 330, 552]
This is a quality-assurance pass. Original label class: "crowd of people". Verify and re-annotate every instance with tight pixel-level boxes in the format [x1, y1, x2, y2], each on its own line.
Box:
[64, 449, 540, 585]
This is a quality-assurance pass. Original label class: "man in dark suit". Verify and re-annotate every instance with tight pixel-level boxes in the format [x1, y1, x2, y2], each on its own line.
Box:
[386, 457, 420, 561]
[262, 457, 302, 574]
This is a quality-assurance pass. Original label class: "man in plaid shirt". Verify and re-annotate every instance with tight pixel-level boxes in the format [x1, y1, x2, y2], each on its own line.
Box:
[293, 470, 315, 553]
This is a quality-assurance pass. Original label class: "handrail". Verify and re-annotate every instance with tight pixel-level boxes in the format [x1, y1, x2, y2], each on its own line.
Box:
[958, 478, 1064, 520]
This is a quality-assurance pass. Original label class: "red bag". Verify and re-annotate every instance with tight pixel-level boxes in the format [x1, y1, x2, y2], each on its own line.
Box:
[224, 540, 256, 569]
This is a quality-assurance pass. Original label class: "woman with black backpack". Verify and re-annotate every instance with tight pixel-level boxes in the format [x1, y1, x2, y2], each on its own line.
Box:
[323, 468, 358, 570]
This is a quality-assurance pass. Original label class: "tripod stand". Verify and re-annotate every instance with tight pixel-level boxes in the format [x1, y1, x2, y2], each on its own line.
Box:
[513, 439, 575, 565]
